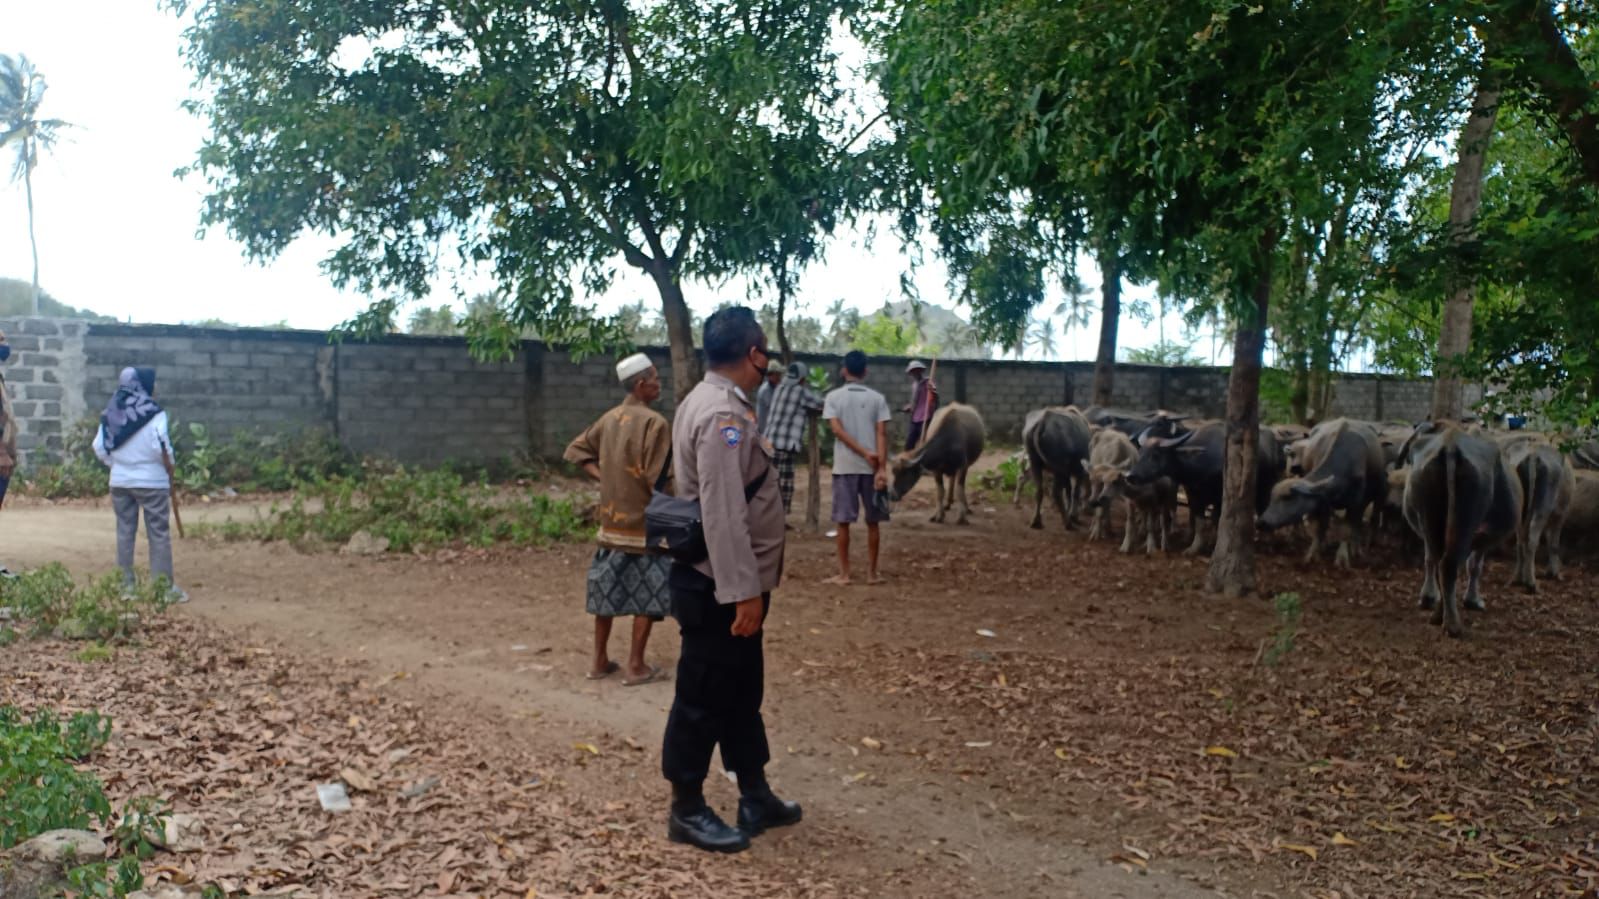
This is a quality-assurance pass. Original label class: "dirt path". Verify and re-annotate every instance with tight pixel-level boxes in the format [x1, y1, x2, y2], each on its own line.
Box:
[2, 495, 1233, 899]
[8, 466, 1596, 898]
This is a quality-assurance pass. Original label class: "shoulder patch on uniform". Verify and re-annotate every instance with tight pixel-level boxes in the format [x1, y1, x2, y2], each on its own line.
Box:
[721, 425, 742, 448]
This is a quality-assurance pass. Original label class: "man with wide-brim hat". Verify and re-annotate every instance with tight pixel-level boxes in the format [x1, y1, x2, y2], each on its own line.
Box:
[902, 359, 938, 450]
[563, 352, 674, 686]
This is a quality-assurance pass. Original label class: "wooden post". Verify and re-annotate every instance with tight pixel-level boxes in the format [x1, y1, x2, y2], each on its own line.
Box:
[805, 415, 822, 532]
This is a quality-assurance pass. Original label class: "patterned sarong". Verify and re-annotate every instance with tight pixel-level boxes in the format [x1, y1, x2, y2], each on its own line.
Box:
[585, 548, 671, 619]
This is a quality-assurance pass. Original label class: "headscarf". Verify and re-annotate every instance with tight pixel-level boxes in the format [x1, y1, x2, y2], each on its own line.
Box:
[101, 367, 163, 451]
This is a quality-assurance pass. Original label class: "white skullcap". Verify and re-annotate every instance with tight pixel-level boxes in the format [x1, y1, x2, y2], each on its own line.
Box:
[616, 353, 654, 382]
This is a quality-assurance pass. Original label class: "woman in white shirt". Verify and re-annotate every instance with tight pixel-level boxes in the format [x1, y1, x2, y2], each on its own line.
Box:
[92, 367, 186, 601]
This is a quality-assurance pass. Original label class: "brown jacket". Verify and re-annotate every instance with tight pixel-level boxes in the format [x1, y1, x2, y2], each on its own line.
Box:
[0, 372, 17, 476]
[563, 395, 672, 552]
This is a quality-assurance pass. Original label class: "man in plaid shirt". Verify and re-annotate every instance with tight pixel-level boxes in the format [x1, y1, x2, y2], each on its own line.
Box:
[761, 362, 824, 515]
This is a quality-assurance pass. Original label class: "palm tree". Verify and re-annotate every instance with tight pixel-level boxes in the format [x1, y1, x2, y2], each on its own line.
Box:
[0, 55, 72, 316]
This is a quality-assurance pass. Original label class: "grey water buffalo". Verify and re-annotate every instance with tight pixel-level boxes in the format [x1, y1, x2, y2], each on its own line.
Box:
[1022, 406, 1093, 531]
[1082, 406, 1163, 439]
[1257, 419, 1388, 566]
[1125, 421, 1282, 555]
[1497, 434, 1575, 592]
[1082, 428, 1139, 542]
[1561, 469, 1599, 551]
[1400, 423, 1523, 638]
[889, 403, 986, 524]
[1085, 432, 1178, 554]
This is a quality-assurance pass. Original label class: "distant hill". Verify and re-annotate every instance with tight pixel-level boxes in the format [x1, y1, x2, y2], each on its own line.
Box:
[875, 299, 993, 359]
[0, 278, 115, 321]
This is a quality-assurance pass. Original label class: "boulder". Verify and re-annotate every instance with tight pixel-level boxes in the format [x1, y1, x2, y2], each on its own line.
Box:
[0, 829, 108, 898]
[340, 531, 390, 556]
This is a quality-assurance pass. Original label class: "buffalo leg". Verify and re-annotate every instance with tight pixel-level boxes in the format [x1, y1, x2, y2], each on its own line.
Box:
[1120, 502, 1139, 553]
[1439, 554, 1466, 637]
[1545, 519, 1565, 580]
[1419, 549, 1440, 611]
[954, 466, 973, 525]
[1519, 512, 1546, 594]
[931, 473, 948, 524]
[1305, 512, 1329, 564]
[1027, 463, 1046, 529]
[1463, 549, 1490, 612]
[1050, 477, 1071, 531]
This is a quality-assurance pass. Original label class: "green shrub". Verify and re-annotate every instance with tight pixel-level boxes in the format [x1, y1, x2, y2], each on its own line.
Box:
[0, 706, 154, 896]
[0, 564, 175, 641]
[22, 418, 108, 499]
[196, 467, 594, 553]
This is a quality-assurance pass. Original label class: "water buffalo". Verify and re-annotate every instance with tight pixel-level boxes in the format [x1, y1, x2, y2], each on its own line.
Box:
[1022, 406, 1093, 531]
[1561, 469, 1599, 551]
[1498, 434, 1575, 592]
[1082, 428, 1139, 542]
[1125, 421, 1282, 555]
[1082, 406, 1163, 439]
[889, 403, 986, 524]
[1400, 422, 1523, 637]
[1084, 429, 1177, 554]
[1257, 418, 1388, 566]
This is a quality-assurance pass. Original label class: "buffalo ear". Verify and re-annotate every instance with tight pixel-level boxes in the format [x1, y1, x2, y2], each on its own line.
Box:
[1291, 477, 1333, 497]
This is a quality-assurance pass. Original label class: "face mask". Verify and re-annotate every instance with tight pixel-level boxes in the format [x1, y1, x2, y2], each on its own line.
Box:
[0, 345, 10, 362]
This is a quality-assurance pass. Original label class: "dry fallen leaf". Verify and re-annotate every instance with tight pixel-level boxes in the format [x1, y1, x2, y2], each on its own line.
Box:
[340, 766, 377, 793]
[861, 737, 883, 751]
[1428, 812, 1456, 823]
[1331, 832, 1358, 846]
[1203, 745, 1239, 758]
[574, 742, 600, 755]
[1279, 843, 1319, 861]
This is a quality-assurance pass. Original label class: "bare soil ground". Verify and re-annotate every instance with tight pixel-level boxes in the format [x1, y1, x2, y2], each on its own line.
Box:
[3, 454, 1597, 899]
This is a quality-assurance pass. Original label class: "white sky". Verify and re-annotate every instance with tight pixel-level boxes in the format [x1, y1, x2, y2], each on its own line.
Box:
[0, 1, 1221, 363]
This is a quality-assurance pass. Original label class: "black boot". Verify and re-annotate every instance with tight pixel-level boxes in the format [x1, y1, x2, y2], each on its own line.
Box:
[667, 783, 749, 853]
[735, 773, 803, 836]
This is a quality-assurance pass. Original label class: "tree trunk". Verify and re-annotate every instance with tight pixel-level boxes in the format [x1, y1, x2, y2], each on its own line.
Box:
[1091, 250, 1121, 406]
[1205, 226, 1277, 598]
[648, 262, 703, 402]
[805, 416, 821, 531]
[1488, 0, 1599, 187]
[775, 254, 793, 365]
[24, 149, 40, 317]
[1431, 81, 1500, 421]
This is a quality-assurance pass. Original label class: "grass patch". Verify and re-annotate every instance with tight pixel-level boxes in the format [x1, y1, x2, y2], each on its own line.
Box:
[195, 466, 593, 553]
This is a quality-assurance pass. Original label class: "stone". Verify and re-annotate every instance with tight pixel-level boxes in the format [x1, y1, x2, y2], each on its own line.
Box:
[126, 888, 194, 899]
[156, 813, 205, 853]
[0, 829, 107, 898]
[340, 531, 390, 556]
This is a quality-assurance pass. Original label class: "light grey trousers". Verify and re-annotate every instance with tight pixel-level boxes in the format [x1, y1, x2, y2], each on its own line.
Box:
[112, 487, 174, 585]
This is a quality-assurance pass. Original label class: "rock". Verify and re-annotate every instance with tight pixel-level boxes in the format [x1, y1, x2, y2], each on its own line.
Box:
[146, 813, 205, 853]
[0, 830, 108, 898]
[340, 531, 390, 556]
[0, 606, 14, 620]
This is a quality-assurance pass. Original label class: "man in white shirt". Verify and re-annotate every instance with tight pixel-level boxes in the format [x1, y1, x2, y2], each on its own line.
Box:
[822, 350, 891, 585]
[92, 367, 185, 601]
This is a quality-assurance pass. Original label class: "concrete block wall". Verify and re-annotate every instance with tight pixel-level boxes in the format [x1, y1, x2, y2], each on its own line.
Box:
[0, 317, 1472, 469]
[0, 317, 89, 458]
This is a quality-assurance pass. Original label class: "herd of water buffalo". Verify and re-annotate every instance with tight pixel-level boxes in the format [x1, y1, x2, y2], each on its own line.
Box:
[885, 402, 1599, 638]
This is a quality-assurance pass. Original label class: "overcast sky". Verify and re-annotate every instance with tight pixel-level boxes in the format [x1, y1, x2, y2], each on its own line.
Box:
[1, 2, 1221, 363]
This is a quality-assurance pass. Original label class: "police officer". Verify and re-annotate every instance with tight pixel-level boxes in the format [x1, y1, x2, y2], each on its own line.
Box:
[661, 306, 801, 853]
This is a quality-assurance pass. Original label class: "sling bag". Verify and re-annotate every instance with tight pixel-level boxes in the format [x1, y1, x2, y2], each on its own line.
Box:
[644, 447, 769, 564]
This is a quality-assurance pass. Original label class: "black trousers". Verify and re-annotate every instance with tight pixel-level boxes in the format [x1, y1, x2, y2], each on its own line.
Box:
[661, 563, 771, 787]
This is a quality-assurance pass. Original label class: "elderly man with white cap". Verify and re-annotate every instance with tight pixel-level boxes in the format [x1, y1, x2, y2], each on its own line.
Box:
[563, 352, 674, 685]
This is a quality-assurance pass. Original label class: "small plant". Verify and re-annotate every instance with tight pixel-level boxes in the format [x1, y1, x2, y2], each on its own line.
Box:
[0, 706, 154, 896]
[0, 564, 175, 642]
[976, 454, 1034, 499]
[196, 467, 594, 553]
[1262, 591, 1303, 667]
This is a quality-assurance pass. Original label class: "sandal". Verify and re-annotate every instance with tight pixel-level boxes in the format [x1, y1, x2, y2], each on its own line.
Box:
[585, 660, 621, 680]
[623, 666, 670, 687]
